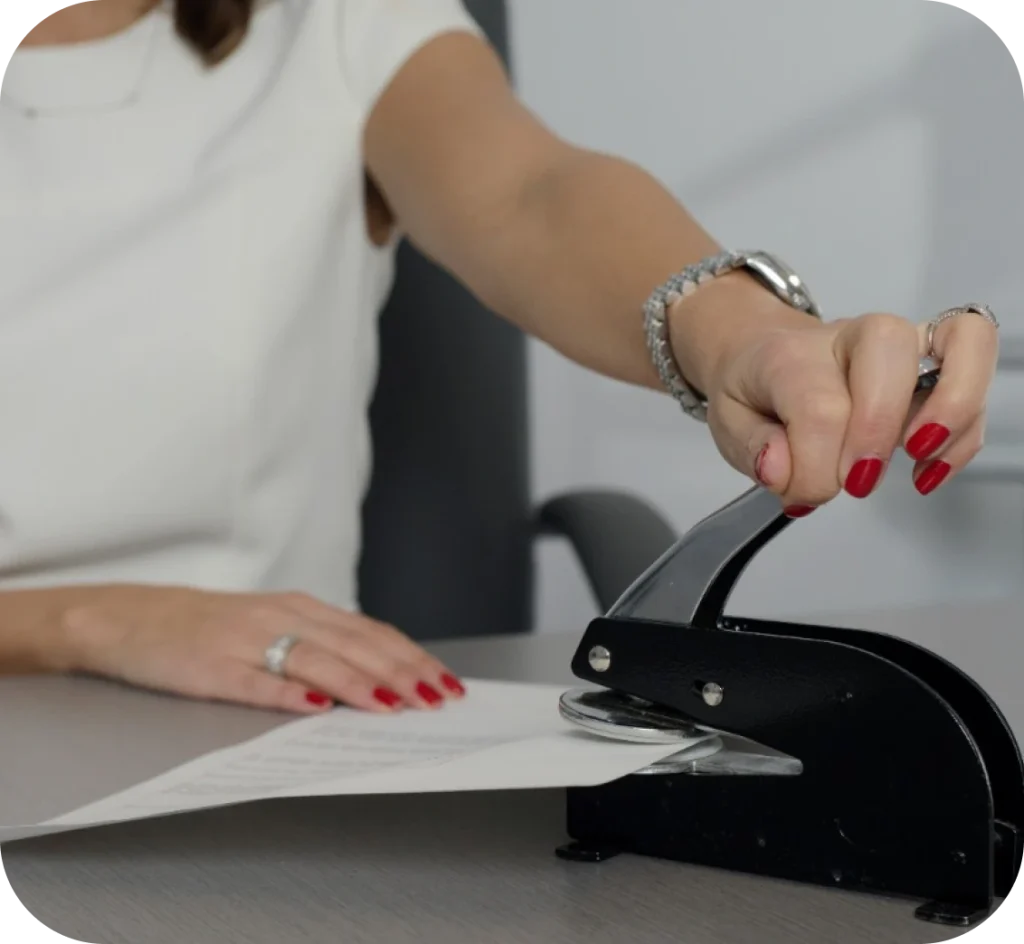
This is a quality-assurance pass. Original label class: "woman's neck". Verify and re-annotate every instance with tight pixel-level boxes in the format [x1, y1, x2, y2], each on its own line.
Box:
[20, 1, 158, 48]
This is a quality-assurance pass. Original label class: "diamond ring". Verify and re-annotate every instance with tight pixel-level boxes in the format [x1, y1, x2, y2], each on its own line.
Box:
[926, 303, 999, 359]
[264, 634, 301, 677]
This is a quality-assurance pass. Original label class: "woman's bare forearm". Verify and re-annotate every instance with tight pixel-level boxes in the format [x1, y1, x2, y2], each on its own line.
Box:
[473, 148, 811, 395]
[0, 587, 97, 675]
[365, 34, 814, 397]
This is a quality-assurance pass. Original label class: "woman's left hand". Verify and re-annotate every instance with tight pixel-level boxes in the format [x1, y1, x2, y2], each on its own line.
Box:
[702, 309, 999, 515]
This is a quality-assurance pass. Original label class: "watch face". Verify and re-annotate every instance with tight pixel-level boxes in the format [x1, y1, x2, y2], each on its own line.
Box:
[741, 251, 821, 317]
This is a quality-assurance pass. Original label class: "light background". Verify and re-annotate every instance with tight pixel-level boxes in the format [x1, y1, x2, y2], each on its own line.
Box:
[512, 0, 1024, 633]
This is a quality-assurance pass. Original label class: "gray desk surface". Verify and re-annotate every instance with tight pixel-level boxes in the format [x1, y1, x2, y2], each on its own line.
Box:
[2, 599, 1021, 944]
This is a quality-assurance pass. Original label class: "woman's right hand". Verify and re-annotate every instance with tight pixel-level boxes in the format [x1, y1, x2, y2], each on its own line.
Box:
[60, 585, 466, 714]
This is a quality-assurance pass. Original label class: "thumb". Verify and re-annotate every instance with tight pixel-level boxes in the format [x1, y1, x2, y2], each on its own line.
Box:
[711, 396, 793, 494]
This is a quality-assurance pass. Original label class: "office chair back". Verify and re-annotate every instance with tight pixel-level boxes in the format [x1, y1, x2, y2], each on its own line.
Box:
[358, 0, 533, 641]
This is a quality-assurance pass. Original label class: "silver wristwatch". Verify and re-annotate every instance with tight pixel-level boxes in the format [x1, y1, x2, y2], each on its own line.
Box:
[643, 250, 822, 422]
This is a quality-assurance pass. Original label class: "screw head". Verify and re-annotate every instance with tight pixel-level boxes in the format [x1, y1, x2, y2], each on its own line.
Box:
[702, 682, 724, 707]
[588, 646, 612, 672]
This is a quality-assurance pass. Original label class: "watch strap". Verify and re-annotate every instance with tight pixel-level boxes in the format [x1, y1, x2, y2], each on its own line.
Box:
[643, 250, 821, 422]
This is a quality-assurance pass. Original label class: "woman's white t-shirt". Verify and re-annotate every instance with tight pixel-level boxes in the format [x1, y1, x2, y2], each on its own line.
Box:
[0, 0, 481, 609]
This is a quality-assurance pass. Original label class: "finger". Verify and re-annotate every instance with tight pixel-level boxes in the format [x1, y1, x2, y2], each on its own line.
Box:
[282, 639, 404, 713]
[835, 314, 920, 499]
[280, 595, 464, 703]
[194, 662, 334, 715]
[769, 362, 852, 509]
[912, 414, 985, 496]
[904, 314, 998, 462]
[708, 396, 803, 512]
[238, 599, 455, 710]
[302, 626, 451, 710]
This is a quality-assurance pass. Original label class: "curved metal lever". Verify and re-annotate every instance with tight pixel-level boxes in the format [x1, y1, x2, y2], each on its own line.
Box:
[606, 485, 786, 628]
[608, 356, 941, 628]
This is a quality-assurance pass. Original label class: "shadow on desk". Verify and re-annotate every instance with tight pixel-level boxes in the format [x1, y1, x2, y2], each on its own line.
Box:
[6, 791, 565, 869]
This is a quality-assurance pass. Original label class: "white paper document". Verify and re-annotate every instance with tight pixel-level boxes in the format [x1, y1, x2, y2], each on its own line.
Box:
[1, 680, 713, 843]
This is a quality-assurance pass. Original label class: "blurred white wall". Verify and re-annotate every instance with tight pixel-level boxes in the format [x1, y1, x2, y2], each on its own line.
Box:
[507, 0, 1024, 631]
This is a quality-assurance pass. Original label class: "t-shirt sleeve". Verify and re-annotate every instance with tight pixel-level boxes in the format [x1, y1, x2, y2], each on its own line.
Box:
[336, 0, 486, 116]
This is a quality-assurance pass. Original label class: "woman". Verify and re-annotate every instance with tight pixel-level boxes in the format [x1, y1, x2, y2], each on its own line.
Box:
[0, 0, 998, 714]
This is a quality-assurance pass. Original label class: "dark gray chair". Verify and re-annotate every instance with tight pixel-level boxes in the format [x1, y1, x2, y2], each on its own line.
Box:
[358, 0, 677, 641]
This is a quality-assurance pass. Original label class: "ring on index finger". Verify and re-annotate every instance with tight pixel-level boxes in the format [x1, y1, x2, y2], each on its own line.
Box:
[925, 303, 999, 359]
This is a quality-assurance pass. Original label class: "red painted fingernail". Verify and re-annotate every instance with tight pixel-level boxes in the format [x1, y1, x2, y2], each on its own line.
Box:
[416, 682, 444, 706]
[783, 505, 815, 518]
[754, 445, 770, 487]
[305, 691, 332, 708]
[906, 423, 950, 461]
[441, 673, 466, 696]
[915, 460, 952, 496]
[845, 457, 884, 498]
[373, 687, 402, 708]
